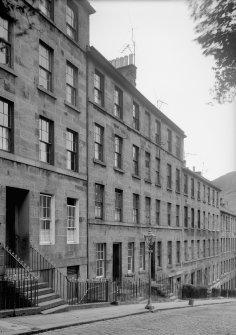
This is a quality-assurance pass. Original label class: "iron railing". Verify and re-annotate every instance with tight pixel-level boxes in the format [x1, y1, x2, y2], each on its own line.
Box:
[29, 244, 68, 302]
[0, 278, 38, 310]
[0, 243, 38, 310]
[67, 278, 109, 305]
[155, 272, 172, 297]
[112, 277, 149, 302]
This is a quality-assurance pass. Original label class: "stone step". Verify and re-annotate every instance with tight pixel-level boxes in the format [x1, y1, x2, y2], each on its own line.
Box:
[38, 298, 66, 311]
[40, 304, 69, 315]
[17, 281, 49, 290]
[37, 281, 49, 289]
[38, 287, 53, 296]
[38, 293, 59, 303]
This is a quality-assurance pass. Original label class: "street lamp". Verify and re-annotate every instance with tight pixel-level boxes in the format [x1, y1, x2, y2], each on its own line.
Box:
[144, 228, 156, 310]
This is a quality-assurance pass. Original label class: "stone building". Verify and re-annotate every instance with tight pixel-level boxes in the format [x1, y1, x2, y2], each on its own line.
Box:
[181, 167, 221, 288]
[0, 0, 95, 279]
[86, 46, 234, 292]
[219, 208, 236, 290]
[86, 47, 186, 283]
[0, 0, 235, 302]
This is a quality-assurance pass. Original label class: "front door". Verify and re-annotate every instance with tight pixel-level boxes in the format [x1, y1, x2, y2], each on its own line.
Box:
[176, 277, 181, 297]
[113, 243, 121, 282]
[6, 187, 30, 262]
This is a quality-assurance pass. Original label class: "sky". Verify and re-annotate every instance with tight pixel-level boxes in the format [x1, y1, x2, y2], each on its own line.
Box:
[89, 0, 236, 181]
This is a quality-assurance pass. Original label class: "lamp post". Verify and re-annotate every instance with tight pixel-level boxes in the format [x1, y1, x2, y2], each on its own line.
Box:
[144, 228, 156, 310]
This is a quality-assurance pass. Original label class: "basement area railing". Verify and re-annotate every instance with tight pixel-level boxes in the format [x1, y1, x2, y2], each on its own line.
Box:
[0, 243, 38, 310]
[112, 277, 149, 303]
[67, 278, 109, 305]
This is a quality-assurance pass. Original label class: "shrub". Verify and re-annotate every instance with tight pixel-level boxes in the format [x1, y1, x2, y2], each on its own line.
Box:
[181, 284, 207, 299]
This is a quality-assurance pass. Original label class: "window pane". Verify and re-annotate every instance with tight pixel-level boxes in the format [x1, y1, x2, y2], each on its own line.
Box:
[39, 0, 52, 18]
[66, 4, 76, 39]
[40, 194, 51, 244]
[0, 100, 10, 152]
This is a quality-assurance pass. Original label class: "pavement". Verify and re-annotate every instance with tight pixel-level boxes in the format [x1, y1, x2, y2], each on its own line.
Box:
[0, 297, 236, 335]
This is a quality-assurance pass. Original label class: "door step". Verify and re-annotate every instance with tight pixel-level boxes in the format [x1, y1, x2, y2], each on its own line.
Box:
[39, 298, 66, 311]
[38, 293, 60, 303]
[40, 304, 69, 315]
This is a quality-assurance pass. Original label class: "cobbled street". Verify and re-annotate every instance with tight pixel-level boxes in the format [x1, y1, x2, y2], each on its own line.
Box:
[44, 302, 236, 335]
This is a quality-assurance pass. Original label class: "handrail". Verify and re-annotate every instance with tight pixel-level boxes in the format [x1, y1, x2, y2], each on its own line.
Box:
[29, 244, 68, 302]
[0, 243, 38, 282]
[0, 243, 38, 308]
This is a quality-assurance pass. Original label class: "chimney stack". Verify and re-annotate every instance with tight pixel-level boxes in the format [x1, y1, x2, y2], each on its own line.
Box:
[110, 54, 137, 86]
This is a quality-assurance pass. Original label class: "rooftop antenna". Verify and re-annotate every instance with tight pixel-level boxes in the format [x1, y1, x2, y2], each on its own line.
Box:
[201, 162, 208, 176]
[121, 28, 136, 65]
[157, 99, 168, 111]
[184, 153, 197, 158]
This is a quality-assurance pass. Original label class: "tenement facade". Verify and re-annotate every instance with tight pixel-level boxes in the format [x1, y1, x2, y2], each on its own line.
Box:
[0, 0, 95, 279]
[0, 0, 235, 295]
[219, 208, 236, 290]
[86, 47, 232, 292]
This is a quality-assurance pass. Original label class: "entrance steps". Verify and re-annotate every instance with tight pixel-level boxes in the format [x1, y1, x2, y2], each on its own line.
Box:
[4, 268, 67, 314]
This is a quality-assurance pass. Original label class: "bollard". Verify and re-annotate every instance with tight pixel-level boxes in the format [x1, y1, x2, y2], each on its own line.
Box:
[189, 298, 194, 306]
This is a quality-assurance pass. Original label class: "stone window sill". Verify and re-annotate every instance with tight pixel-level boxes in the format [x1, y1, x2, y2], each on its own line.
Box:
[93, 158, 106, 167]
[90, 100, 106, 114]
[37, 85, 56, 99]
[113, 166, 125, 174]
[132, 174, 141, 180]
[64, 100, 80, 113]
[0, 64, 17, 77]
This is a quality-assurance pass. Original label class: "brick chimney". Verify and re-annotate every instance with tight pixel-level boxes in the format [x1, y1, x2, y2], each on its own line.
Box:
[110, 54, 137, 86]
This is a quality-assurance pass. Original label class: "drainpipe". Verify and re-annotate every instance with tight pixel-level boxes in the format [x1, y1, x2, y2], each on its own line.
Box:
[86, 46, 89, 279]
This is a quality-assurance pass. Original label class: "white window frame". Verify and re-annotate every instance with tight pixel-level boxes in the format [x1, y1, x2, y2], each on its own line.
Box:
[39, 42, 52, 91]
[66, 129, 78, 171]
[39, 0, 53, 19]
[94, 70, 104, 106]
[132, 102, 139, 130]
[115, 189, 122, 222]
[66, 2, 77, 40]
[66, 62, 77, 106]
[96, 243, 105, 278]
[114, 86, 122, 119]
[114, 135, 122, 169]
[133, 194, 139, 224]
[39, 117, 52, 164]
[94, 124, 104, 162]
[39, 194, 55, 245]
[0, 16, 11, 66]
[0, 98, 11, 152]
[128, 242, 134, 273]
[66, 198, 79, 244]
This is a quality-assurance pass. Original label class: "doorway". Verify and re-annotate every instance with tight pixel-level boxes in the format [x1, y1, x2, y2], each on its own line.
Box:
[176, 277, 181, 297]
[6, 187, 30, 262]
[113, 243, 121, 282]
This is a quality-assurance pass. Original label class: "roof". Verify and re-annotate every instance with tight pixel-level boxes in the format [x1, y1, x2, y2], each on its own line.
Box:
[182, 166, 222, 191]
[80, 0, 96, 15]
[87, 46, 186, 138]
[220, 206, 236, 217]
